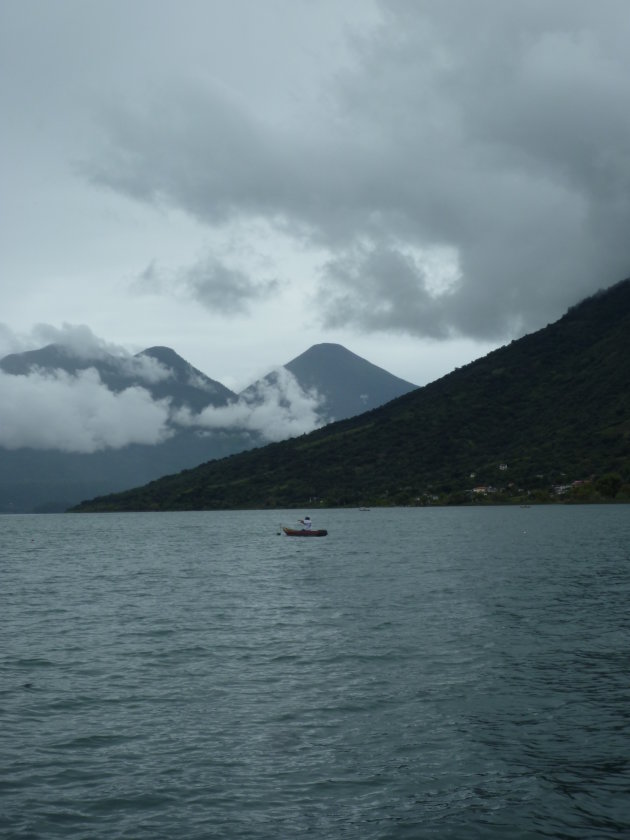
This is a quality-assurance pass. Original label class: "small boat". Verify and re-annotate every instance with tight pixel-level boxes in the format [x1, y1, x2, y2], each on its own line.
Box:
[282, 526, 328, 537]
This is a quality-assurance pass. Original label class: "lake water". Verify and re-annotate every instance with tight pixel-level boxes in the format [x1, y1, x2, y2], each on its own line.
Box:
[1, 506, 629, 839]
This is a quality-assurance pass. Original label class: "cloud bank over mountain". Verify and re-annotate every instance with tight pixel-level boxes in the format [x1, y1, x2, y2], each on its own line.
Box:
[0, 329, 327, 452]
[0, 368, 173, 452]
[174, 367, 326, 442]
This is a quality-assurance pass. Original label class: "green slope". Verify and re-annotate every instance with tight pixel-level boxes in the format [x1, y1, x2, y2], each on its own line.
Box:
[71, 279, 630, 511]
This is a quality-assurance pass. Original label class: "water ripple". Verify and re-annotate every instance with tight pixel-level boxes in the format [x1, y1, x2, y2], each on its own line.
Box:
[1, 507, 629, 838]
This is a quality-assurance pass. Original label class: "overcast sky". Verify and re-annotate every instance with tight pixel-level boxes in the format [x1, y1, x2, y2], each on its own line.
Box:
[2, 0, 630, 392]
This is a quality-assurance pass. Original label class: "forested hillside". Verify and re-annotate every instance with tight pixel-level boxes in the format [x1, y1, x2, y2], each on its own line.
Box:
[72, 279, 630, 511]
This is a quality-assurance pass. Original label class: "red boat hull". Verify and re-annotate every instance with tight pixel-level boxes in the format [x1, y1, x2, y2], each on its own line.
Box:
[282, 527, 328, 537]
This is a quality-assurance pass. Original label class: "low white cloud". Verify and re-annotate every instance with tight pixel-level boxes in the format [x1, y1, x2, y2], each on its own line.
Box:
[1, 344, 326, 452]
[0, 322, 173, 385]
[174, 367, 325, 441]
[0, 322, 330, 453]
[118, 354, 173, 384]
[0, 368, 173, 452]
[32, 323, 129, 359]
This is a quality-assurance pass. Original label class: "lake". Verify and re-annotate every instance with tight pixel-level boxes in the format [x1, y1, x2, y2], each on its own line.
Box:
[1, 506, 629, 838]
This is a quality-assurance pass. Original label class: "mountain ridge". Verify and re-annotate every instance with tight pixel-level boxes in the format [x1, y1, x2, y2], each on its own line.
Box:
[240, 342, 417, 421]
[70, 277, 630, 511]
[0, 341, 417, 511]
[283, 343, 416, 420]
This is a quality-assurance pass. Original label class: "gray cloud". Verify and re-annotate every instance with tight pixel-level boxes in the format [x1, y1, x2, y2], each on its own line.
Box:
[182, 256, 280, 315]
[135, 254, 280, 315]
[84, 0, 630, 341]
[320, 241, 450, 337]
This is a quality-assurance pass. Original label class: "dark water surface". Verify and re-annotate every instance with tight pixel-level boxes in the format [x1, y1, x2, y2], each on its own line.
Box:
[1, 506, 629, 838]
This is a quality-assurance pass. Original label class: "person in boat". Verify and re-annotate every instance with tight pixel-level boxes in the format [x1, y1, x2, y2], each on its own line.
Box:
[299, 516, 312, 530]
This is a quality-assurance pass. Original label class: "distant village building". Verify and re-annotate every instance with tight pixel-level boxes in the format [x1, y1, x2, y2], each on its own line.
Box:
[554, 479, 591, 495]
[553, 484, 572, 495]
[499, 464, 508, 471]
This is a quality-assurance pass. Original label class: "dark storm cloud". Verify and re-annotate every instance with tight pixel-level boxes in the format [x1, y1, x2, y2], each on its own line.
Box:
[320, 241, 450, 338]
[85, 0, 630, 341]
